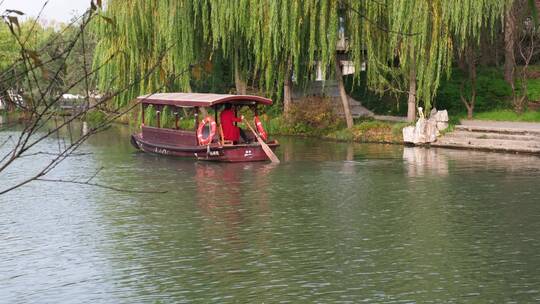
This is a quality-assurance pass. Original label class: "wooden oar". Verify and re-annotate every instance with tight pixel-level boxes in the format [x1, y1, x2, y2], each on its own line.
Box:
[244, 120, 280, 163]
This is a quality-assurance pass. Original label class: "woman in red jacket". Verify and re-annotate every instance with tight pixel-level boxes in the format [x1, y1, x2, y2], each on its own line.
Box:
[220, 104, 248, 143]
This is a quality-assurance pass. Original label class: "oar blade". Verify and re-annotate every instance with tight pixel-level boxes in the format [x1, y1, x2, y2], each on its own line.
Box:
[245, 120, 280, 163]
[260, 139, 280, 163]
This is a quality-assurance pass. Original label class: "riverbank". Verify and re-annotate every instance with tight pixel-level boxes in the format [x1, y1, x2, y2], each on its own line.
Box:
[262, 115, 409, 144]
[262, 108, 540, 155]
[5, 107, 539, 154]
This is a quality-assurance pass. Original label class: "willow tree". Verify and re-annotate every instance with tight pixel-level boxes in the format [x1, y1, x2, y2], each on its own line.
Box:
[345, 0, 507, 121]
[205, 0, 340, 109]
[93, 1, 212, 108]
[94, 0, 507, 125]
[93, 1, 342, 116]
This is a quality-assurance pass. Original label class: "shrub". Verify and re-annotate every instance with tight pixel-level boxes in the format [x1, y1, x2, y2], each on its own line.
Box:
[85, 110, 107, 127]
[351, 121, 402, 143]
[325, 120, 404, 143]
[286, 96, 342, 135]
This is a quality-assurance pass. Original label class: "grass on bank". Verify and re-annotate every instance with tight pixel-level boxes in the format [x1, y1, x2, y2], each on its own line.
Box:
[472, 110, 540, 122]
[324, 120, 408, 143]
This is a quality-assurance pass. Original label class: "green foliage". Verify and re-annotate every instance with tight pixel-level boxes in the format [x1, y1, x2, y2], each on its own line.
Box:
[261, 98, 343, 137]
[190, 50, 234, 93]
[325, 120, 404, 143]
[0, 23, 19, 71]
[0, 19, 57, 95]
[265, 112, 404, 143]
[435, 67, 512, 114]
[260, 116, 289, 135]
[526, 78, 540, 101]
[345, 74, 408, 116]
[0, 16, 98, 102]
[391, 122, 410, 136]
[85, 110, 107, 127]
[474, 110, 540, 122]
[286, 97, 342, 135]
[347, 0, 505, 112]
[93, 0, 341, 108]
[93, 0, 506, 113]
[141, 105, 196, 130]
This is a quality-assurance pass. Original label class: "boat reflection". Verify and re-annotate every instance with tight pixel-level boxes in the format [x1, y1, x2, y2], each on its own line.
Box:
[194, 162, 274, 254]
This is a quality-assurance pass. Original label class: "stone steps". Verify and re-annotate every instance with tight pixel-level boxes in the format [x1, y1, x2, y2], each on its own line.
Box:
[444, 130, 540, 141]
[432, 137, 540, 153]
[334, 96, 374, 118]
[454, 124, 540, 136]
[433, 122, 540, 154]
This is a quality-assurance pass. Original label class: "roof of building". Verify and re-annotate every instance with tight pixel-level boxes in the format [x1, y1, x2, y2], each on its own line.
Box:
[137, 93, 272, 107]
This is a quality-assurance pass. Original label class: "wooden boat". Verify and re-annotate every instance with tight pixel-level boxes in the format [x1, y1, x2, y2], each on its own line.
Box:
[130, 93, 279, 162]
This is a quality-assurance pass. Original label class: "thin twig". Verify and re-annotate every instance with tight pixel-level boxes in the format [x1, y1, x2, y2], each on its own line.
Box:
[36, 178, 167, 194]
[17, 151, 92, 158]
[0, 135, 13, 149]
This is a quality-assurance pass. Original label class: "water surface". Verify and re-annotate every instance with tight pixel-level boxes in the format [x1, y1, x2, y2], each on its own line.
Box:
[1, 125, 539, 303]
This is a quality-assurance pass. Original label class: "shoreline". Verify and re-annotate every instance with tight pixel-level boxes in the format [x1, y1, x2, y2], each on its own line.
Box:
[3, 111, 540, 156]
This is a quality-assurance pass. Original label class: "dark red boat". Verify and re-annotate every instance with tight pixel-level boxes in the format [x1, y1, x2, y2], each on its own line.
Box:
[130, 93, 279, 162]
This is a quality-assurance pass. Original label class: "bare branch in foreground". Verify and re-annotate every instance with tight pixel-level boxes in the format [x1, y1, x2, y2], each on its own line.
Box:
[0, 2, 200, 196]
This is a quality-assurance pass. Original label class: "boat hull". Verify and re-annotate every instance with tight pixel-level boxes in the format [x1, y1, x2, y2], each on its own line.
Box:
[131, 134, 279, 162]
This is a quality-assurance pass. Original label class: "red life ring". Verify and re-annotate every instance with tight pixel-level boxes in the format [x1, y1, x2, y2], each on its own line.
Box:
[197, 116, 216, 145]
[254, 116, 268, 141]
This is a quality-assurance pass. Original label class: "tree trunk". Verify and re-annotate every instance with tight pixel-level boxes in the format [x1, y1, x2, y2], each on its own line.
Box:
[335, 57, 354, 129]
[407, 63, 417, 122]
[283, 59, 293, 118]
[469, 54, 477, 119]
[234, 51, 247, 95]
[504, 3, 516, 85]
[459, 45, 477, 119]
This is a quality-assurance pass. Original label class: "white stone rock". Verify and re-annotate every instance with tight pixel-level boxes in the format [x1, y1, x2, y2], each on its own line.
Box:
[403, 126, 415, 143]
[413, 117, 427, 144]
[426, 117, 438, 141]
[437, 122, 449, 131]
[435, 110, 449, 122]
[430, 108, 438, 118]
[402, 108, 450, 145]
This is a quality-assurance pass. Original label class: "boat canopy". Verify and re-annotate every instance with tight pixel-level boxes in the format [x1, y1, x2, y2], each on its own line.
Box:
[137, 93, 272, 107]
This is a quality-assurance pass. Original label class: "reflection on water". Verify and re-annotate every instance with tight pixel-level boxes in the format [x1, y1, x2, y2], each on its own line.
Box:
[1, 125, 540, 303]
[404, 146, 540, 177]
[404, 147, 449, 177]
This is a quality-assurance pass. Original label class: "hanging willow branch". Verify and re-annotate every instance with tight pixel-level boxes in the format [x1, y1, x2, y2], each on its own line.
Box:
[94, 0, 507, 112]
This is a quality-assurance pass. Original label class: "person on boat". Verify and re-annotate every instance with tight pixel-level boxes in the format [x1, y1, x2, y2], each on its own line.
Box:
[220, 103, 249, 143]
